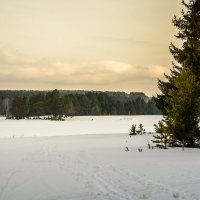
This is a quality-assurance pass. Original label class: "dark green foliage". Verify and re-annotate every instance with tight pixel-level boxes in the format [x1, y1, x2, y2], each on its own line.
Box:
[146, 98, 161, 115]
[137, 123, 145, 135]
[29, 93, 45, 118]
[1, 90, 161, 119]
[130, 123, 145, 136]
[166, 69, 200, 146]
[135, 97, 146, 115]
[152, 121, 173, 149]
[130, 124, 137, 135]
[45, 89, 65, 119]
[11, 96, 28, 119]
[154, 0, 200, 147]
[49, 89, 61, 118]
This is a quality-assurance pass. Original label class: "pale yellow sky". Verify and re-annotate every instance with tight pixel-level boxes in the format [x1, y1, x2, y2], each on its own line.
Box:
[0, 0, 182, 96]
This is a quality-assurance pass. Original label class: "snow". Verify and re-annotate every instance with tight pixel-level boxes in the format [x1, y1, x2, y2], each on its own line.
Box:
[0, 115, 200, 200]
[0, 115, 161, 138]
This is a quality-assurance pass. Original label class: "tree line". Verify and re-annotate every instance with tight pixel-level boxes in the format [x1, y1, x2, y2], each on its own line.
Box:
[0, 90, 160, 119]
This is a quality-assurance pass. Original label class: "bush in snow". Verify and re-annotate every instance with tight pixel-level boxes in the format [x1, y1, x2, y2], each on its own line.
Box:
[130, 123, 145, 136]
[130, 124, 137, 135]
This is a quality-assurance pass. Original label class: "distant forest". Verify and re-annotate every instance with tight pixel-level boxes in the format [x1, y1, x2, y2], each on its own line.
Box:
[0, 90, 161, 119]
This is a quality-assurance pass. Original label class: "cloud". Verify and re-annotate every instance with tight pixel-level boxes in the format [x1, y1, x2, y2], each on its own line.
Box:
[0, 47, 169, 95]
[0, 47, 35, 65]
[99, 60, 132, 73]
[93, 36, 164, 47]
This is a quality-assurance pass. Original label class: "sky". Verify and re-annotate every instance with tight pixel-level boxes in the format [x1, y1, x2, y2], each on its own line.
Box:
[0, 0, 183, 96]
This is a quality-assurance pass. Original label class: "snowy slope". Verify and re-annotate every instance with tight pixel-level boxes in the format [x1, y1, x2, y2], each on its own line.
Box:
[0, 116, 200, 200]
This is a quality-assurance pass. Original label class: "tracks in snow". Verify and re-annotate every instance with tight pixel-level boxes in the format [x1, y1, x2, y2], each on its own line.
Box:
[21, 142, 200, 200]
[41, 144, 199, 200]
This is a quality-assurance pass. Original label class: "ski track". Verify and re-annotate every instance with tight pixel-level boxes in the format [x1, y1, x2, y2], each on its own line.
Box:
[1, 140, 199, 200]
[35, 142, 200, 200]
[0, 171, 16, 199]
[72, 156, 195, 200]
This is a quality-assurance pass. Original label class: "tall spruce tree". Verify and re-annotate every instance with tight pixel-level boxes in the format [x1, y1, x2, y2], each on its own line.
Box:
[29, 93, 45, 118]
[11, 96, 28, 119]
[166, 69, 200, 146]
[154, 0, 200, 147]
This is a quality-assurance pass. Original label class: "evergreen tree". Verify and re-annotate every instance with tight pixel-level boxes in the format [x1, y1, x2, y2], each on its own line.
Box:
[154, 0, 200, 147]
[51, 89, 60, 118]
[130, 123, 145, 135]
[146, 98, 161, 115]
[135, 97, 146, 115]
[125, 101, 136, 115]
[11, 96, 28, 119]
[130, 124, 137, 135]
[5, 89, 162, 118]
[29, 93, 45, 118]
[152, 121, 173, 149]
[166, 69, 200, 146]
[137, 123, 145, 135]
[45, 89, 62, 119]
[63, 95, 76, 116]
[116, 101, 125, 115]
[45, 92, 52, 118]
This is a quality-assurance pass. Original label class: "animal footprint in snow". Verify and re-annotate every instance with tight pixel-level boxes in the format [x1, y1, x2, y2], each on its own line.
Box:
[172, 192, 180, 198]
[139, 193, 150, 199]
[123, 188, 128, 192]
[76, 172, 81, 176]
[71, 171, 75, 175]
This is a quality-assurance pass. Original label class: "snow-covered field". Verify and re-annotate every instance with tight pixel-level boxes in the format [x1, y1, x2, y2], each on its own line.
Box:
[0, 115, 161, 138]
[0, 115, 200, 200]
